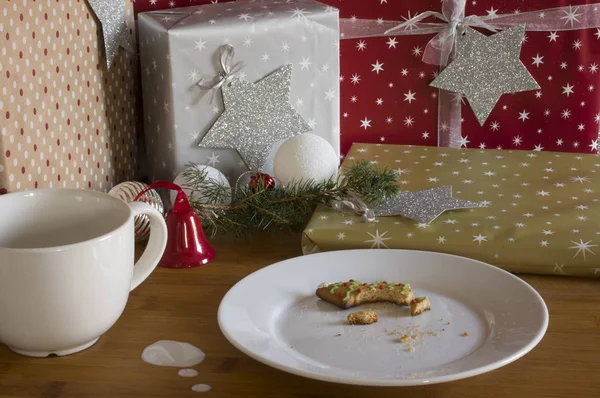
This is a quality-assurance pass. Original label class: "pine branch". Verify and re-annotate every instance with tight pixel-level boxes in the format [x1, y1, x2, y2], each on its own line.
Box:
[181, 160, 399, 237]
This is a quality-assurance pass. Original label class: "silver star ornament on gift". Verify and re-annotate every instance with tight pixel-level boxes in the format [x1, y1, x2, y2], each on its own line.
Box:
[430, 26, 540, 126]
[198, 64, 311, 171]
[374, 186, 483, 224]
[86, 0, 134, 68]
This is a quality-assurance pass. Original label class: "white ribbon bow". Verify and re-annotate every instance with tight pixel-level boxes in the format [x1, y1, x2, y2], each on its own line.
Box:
[384, 0, 499, 66]
[196, 44, 246, 102]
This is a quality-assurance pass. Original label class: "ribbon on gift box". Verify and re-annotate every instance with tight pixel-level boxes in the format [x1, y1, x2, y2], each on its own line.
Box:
[196, 44, 246, 103]
[339, 0, 600, 148]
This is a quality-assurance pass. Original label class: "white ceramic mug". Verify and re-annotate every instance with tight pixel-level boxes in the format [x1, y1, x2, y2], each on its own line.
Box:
[0, 188, 168, 357]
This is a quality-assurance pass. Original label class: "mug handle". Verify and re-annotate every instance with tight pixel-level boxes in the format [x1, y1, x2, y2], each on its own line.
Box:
[128, 201, 168, 291]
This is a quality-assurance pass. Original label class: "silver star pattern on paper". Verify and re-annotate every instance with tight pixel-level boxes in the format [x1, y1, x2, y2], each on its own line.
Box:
[430, 26, 540, 126]
[375, 186, 482, 224]
[198, 64, 311, 170]
[86, 0, 134, 68]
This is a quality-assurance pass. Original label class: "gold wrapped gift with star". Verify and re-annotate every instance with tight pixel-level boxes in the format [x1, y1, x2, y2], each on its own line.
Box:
[302, 143, 600, 278]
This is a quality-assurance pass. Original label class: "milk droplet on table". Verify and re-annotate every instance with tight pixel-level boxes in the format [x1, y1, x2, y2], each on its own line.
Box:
[141, 340, 206, 367]
[178, 368, 199, 377]
[192, 384, 212, 392]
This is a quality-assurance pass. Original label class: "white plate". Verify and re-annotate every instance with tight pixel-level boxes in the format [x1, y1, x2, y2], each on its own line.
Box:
[218, 249, 548, 386]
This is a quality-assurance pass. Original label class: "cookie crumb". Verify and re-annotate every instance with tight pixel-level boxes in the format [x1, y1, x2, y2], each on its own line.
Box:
[406, 345, 415, 352]
[410, 297, 431, 316]
[399, 334, 412, 343]
[347, 310, 378, 325]
[461, 332, 469, 336]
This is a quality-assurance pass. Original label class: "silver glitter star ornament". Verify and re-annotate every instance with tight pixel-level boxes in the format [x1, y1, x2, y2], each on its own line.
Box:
[430, 26, 540, 126]
[198, 64, 311, 170]
[86, 0, 134, 68]
[375, 186, 482, 224]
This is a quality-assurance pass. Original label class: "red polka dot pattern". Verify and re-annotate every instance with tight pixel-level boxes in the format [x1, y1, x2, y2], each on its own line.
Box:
[0, 0, 141, 194]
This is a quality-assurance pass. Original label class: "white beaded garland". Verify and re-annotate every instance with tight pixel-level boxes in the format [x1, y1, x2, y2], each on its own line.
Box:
[171, 165, 232, 206]
[273, 134, 339, 185]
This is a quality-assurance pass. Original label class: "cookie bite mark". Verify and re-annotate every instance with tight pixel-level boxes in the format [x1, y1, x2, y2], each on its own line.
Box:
[316, 280, 414, 309]
[410, 296, 431, 316]
[347, 310, 379, 325]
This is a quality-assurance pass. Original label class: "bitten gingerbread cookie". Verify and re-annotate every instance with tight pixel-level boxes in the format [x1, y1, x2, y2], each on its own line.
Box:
[347, 310, 379, 325]
[316, 280, 414, 309]
[410, 297, 431, 316]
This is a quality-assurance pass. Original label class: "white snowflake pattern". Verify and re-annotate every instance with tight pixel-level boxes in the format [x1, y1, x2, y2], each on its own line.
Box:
[512, 136, 523, 146]
[472, 234, 488, 245]
[404, 90, 416, 104]
[531, 54, 544, 67]
[518, 110, 530, 122]
[206, 153, 220, 167]
[561, 5, 582, 27]
[360, 118, 372, 130]
[569, 239, 598, 260]
[570, 176, 591, 183]
[562, 83, 575, 96]
[487, 7, 498, 18]
[365, 230, 392, 248]
[371, 60, 384, 74]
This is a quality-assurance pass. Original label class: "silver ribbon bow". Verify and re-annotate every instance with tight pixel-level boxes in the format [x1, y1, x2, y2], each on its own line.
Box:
[385, 0, 499, 66]
[332, 191, 376, 223]
[196, 44, 246, 103]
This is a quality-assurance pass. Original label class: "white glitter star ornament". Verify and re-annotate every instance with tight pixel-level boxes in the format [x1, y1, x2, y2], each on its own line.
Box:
[374, 186, 483, 224]
[86, 0, 134, 68]
[198, 64, 312, 171]
[430, 26, 540, 126]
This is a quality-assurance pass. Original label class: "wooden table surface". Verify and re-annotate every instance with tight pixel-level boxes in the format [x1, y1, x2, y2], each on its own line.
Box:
[1, 232, 599, 398]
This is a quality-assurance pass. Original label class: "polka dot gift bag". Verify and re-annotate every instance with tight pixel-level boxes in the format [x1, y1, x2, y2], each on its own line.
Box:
[0, 0, 142, 195]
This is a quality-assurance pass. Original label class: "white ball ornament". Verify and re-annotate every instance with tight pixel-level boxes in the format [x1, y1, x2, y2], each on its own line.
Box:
[171, 165, 232, 206]
[273, 134, 339, 185]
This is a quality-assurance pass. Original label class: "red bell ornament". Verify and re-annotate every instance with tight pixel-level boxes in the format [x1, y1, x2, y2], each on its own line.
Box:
[134, 181, 215, 268]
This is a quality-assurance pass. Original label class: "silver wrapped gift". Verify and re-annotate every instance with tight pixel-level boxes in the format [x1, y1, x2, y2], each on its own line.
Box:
[138, 0, 340, 184]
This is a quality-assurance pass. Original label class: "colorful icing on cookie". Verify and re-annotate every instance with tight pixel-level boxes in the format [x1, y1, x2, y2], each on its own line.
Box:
[315, 280, 414, 309]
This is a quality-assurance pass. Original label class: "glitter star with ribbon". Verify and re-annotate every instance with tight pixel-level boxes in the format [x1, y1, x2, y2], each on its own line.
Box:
[86, 0, 134, 68]
[198, 64, 311, 170]
[374, 186, 482, 224]
[430, 26, 540, 126]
